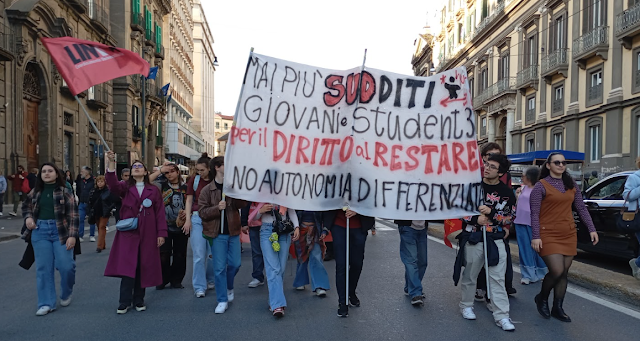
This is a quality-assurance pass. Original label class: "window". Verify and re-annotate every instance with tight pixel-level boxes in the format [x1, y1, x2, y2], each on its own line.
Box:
[553, 132, 563, 149]
[469, 78, 474, 99]
[132, 105, 140, 127]
[458, 23, 464, 44]
[526, 95, 536, 123]
[481, 116, 487, 136]
[593, 0, 602, 27]
[587, 67, 603, 106]
[584, 0, 606, 31]
[216, 122, 220, 129]
[590, 177, 626, 199]
[589, 125, 601, 162]
[480, 67, 488, 91]
[553, 84, 564, 115]
[634, 49, 640, 92]
[499, 54, 509, 80]
[527, 138, 535, 152]
[224, 123, 228, 130]
[554, 15, 565, 50]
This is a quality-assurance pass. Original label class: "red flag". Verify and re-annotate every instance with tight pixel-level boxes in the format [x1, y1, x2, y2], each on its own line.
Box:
[443, 219, 463, 248]
[41, 37, 150, 96]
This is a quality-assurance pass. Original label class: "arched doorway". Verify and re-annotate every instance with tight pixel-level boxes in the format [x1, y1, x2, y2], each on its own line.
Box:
[23, 62, 42, 171]
[496, 115, 507, 152]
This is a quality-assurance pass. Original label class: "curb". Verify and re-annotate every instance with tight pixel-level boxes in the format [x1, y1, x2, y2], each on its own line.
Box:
[376, 219, 640, 308]
[0, 235, 20, 242]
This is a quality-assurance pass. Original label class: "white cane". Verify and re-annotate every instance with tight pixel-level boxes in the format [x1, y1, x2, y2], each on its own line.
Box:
[344, 206, 350, 307]
[482, 225, 491, 301]
[220, 194, 226, 234]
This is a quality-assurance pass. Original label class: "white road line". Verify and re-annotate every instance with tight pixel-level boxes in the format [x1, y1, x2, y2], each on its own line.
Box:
[427, 234, 640, 320]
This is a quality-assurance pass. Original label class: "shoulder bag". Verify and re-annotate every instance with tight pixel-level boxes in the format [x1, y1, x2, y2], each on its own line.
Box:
[116, 203, 143, 232]
[616, 192, 640, 233]
[272, 207, 295, 236]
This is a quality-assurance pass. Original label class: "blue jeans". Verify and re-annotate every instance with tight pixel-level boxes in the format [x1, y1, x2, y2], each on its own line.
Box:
[190, 213, 215, 292]
[249, 226, 265, 282]
[332, 225, 367, 304]
[293, 241, 331, 291]
[31, 220, 76, 309]
[211, 234, 241, 302]
[399, 226, 428, 298]
[515, 224, 548, 282]
[78, 203, 95, 237]
[260, 223, 291, 309]
[635, 232, 640, 267]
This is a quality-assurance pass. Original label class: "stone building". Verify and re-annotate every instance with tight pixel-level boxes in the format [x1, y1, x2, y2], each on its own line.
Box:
[192, 0, 216, 156]
[423, 0, 640, 175]
[110, 0, 170, 172]
[213, 112, 232, 156]
[0, 0, 116, 202]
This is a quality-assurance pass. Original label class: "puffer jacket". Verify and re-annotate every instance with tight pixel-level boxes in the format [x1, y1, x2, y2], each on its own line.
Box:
[623, 170, 640, 211]
[197, 182, 248, 239]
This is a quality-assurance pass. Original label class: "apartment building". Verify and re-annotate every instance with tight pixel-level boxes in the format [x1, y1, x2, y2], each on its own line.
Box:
[420, 0, 640, 175]
[213, 112, 233, 156]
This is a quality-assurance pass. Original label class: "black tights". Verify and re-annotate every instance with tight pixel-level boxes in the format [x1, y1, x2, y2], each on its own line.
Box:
[540, 254, 573, 300]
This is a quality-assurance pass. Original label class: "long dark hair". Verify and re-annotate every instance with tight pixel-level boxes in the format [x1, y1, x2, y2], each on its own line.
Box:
[126, 160, 151, 187]
[210, 156, 224, 179]
[33, 163, 66, 193]
[197, 153, 212, 179]
[540, 152, 574, 190]
[166, 163, 183, 185]
[524, 167, 540, 186]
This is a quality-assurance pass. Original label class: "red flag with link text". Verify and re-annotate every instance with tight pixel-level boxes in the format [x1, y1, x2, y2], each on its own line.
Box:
[443, 219, 463, 248]
[41, 37, 150, 96]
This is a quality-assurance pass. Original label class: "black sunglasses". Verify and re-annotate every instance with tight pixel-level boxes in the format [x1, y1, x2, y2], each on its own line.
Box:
[551, 160, 567, 166]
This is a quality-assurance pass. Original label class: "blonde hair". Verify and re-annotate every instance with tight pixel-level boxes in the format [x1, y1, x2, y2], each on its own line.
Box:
[95, 175, 106, 188]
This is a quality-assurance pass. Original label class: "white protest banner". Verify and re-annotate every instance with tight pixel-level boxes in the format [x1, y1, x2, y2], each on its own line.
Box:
[223, 53, 483, 220]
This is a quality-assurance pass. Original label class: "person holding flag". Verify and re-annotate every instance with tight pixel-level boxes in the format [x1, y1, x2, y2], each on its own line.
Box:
[198, 156, 248, 314]
[452, 154, 516, 332]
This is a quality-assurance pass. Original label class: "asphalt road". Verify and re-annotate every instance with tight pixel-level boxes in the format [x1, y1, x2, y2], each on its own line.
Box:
[1, 221, 639, 340]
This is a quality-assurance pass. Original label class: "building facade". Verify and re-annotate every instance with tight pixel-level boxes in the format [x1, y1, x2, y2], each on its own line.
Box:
[214, 112, 232, 156]
[192, 0, 216, 156]
[110, 0, 170, 172]
[0, 0, 116, 200]
[425, 0, 640, 176]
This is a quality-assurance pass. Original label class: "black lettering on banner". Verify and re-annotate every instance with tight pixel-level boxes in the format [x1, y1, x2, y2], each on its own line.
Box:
[323, 110, 337, 134]
[251, 57, 260, 88]
[340, 173, 352, 201]
[292, 105, 306, 129]
[440, 114, 451, 141]
[373, 107, 386, 137]
[302, 174, 314, 199]
[307, 108, 320, 130]
[405, 79, 425, 109]
[379, 75, 393, 104]
[397, 181, 409, 210]
[394, 79, 403, 107]
[415, 183, 429, 212]
[452, 110, 463, 139]
[382, 181, 394, 207]
[274, 101, 290, 126]
[282, 66, 298, 93]
[295, 71, 301, 97]
[302, 71, 319, 98]
[325, 175, 337, 198]
[352, 107, 370, 134]
[314, 174, 325, 197]
[257, 62, 269, 89]
[270, 63, 278, 92]
[243, 95, 263, 122]
[423, 81, 435, 108]
[358, 178, 370, 202]
[424, 115, 437, 139]
[404, 115, 421, 139]
[466, 107, 476, 138]
[439, 184, 450, 210]
[387, 112, 401, 141]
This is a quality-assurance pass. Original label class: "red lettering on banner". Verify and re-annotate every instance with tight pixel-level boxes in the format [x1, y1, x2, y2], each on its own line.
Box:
[404, 146, 420, 171]
[360, 71, 376, 103]
[320, 139, 341, 165]
[323, 75, 345, 107]
[296, 136, 310, 164]
[452, 142, 468, 173]
[421, 145, 438, 174]
[339, 136, 354, 162]
[437, 144, 452, 175]
[390, 145, 403, 171]
[374, 142, 389, 167]
[346, 73, 360, 105]
[285, 135, 296, 163]
[311, 138, 320, 165]
[273, 130, 287, 161]
[466, 140, 480, 171]
[229, 126, 240, 145]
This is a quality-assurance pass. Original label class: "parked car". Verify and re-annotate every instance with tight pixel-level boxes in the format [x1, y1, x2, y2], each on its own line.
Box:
[574, 171, 639, 259]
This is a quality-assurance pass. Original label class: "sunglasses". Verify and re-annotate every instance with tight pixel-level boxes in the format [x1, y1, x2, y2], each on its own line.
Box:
[552, 161, 567, 166]
[132, 164, 145, 169]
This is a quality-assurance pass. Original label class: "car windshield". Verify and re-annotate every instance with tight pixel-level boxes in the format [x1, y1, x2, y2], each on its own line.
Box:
[589, 177, 627, 200]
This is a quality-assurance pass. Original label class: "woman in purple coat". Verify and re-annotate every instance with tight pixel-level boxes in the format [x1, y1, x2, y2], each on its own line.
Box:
[104, 151, 168, 314]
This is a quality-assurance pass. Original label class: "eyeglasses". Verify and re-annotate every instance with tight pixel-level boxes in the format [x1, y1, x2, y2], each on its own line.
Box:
[485, 152, 499, 157]
[483, 161, 499, 171]
[552, 161, 567, 166]
[132, 164, 144, 169]
[163, 169, 176, 175]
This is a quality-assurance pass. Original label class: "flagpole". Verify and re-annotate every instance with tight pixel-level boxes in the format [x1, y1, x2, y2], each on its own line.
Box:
[75, 95, 110, 152]
[231, 47, 254, 123]
[483, 225, 491, 301]
[345, 207, 350, 307]
[141, 75, 146, 162]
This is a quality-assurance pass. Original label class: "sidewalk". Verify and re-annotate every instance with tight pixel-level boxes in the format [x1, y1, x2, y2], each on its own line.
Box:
[0, 204, 23, 242]
[376, 219, 640, 309]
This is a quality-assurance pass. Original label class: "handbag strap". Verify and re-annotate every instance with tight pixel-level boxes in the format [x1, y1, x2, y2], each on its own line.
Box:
[620, 191, 640, 215]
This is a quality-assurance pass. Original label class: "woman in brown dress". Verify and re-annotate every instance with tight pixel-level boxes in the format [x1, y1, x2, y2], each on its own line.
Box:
[530, 152, 599, 322]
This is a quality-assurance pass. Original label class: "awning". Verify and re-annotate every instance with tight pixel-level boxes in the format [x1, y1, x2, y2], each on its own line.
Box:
[507, 150, 585, 165]
[217, 132, 229, 141]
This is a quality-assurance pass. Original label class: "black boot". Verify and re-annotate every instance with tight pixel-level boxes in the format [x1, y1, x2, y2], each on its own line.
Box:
[535, 293, 551, 319]
[551, 298, 571, 322]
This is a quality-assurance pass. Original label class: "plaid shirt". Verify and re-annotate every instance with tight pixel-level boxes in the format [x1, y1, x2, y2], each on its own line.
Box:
[22, 186, 79, 243]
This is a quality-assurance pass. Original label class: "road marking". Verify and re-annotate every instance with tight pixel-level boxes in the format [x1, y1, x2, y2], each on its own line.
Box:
[426, 233, 640, 320]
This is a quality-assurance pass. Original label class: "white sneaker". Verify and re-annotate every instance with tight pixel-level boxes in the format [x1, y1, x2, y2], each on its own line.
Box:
[316, 289, 327, 297]
[36, 306, 54, 316]
[78, 237, 84, 242]
[105, 226, 109, 231]
[215, 302, 228, 314]
[60, 295, 72, 307]
[296, 286, 305, 291]
[521, 278, 531, 285]
[90, 236, 96, 242]
[461, 307, 476, 320]
[9, 212, 17, 216]
[496, 318, 515, 331]
[0, 212, 3, 216]
[629, 259, 640, 280]
[227, 289, 234, 302]
[207, 282, 216, 290]
[248, 278, 264, 288]
[195, 291, 205, 298]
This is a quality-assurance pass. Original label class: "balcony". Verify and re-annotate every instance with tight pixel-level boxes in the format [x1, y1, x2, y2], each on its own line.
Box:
[155, 44, 164, 59]
[471, 0, 514, 41]
[87, 83, 109, 110]
[636, 69, 640, 89]
[130, 12, 145, 32]
[0, 28, 14, 62]
[616, 3, 640, 49]
[65, 0, 88, 14]
[88, 1, 109, 34]
[145, 80, 163, 104]
[573, 26, 608, 69]
[552, 99, 563, 115]
[541, 48, 569, 83]
[132, 124, 142, 141]
[587, 84, 603, 106]
[130, 75, 141, 92]
[145, 30, 156, 47]
[484, 77, 516, 103]
[472, 91, 487, 110]
[516, 65, 539, 92]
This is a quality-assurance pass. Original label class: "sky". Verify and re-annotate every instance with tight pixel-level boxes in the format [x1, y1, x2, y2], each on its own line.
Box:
[201, 0, 432, 117]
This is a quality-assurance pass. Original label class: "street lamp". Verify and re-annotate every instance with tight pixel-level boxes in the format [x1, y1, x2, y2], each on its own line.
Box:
[213, 56, 219, 67]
